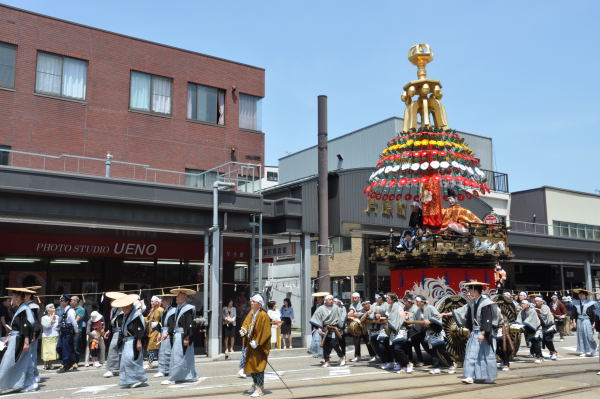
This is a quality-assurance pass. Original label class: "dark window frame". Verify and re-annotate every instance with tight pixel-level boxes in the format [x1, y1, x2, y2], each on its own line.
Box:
[0, 42, 17, 90]
[129, 70, 173, 116]
[187, 82, 226, 126]
[35, 50, 88, 101]
[0, 145, 10, 166]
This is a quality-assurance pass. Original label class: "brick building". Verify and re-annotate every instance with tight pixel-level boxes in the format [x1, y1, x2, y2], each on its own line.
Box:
[0, 4, 264, 182]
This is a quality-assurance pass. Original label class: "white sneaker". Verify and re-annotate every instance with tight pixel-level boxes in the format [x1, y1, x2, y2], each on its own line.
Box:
[579, 353, 587, 357]
[143, 363, 150, 370]
[350, 356, 359, 362]
[461, 377, 474, 384]
[560, 338, 564, 342]
[369, 356, 377, 362]
[103, 371, 114, 378]
[322, 362, 330, 368]
[393, 363, 401, 371]
[380, 362, 393, 370]
[238, 369, 246, 378]
[396, 368, 407, 374]
[161, 380, 175, 385]
[587, 352, 595, 357]
[94, 361, 101, 368]
[35, 376, 40, 383]
[534, 359, 541, 364]
[20, 383, 38, 393]
[250, 387, 263, 398]
[245, 385, 256, 394]
[153, 371, 165, 378]
[130, 382, 143, 388]
[406, 363, 414, 373]
[597, 371, 600, 375]
[550, 354, 557, 360]
[502, 366, 510, 372]
[339, 357, 346, 367]
[447, 369, 456, 375]
[429, 368, 441, 374]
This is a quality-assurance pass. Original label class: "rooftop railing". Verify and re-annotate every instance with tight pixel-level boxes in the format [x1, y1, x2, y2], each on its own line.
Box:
[481, 168, 509, 193]
[0, 148, 262, 193]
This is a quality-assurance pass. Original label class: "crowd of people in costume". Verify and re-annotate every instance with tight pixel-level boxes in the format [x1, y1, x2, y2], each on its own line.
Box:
[308, 285, 600, 384]
[0, 283, 599, 395]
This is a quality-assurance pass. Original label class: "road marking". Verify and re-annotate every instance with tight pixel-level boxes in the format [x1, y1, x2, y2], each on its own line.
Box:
[74, 385, 117, 395]
[74, 395, 129, 399]
[329, 366, 351, 376]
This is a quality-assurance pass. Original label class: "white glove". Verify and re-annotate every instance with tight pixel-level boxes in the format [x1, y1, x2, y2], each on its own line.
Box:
[250, 340, 257, 349]
[151, 322, 158, 329]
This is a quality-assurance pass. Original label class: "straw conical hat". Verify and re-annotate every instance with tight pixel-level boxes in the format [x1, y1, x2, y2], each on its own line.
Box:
[170, 287, 196, 295]
[311, 291, 330, 297]
[105, 292, 127, 300]
[6, 287, 36, 294]
[111, 294, 138, 308]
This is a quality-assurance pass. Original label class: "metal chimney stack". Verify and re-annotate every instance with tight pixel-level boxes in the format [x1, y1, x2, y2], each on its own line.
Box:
[317, 95, 330, 293]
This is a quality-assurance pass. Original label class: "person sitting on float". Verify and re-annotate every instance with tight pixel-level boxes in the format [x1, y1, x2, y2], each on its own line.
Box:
[438, 187, 482, 234]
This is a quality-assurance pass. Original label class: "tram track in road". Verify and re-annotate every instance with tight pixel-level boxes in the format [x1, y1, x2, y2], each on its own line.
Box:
[122, 361, 596, 399]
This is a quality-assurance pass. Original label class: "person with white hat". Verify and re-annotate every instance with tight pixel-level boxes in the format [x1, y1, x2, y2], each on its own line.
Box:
[161, 287, 198, 385]
[144, 296, 163, 370]
[84, 310, 105, 367]
[40, 303, 59, 370]
[347, 293, 375, 362]
[515, 299, 543, 363]
[310, 295, 346, 368]
[113, 294, 147, 388]
[154, 294, 176, 379]
[0, 287, 36, 392]
[240, 294, 271, 398]
[446, 281, 499, 384]
[103, 292, 127, 378]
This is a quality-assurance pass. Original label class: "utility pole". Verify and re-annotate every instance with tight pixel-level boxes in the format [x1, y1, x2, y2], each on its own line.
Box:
[317, 95, 330, 293]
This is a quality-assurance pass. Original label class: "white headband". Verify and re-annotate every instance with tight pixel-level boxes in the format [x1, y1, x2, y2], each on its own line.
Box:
[534, 296, 543, 302]
[521, 300, 530, 305]
[351, 292, 360, 298]
[250, 294, 264, 306]
[151, 296, 160, 303]
[324, 295, 333, 301]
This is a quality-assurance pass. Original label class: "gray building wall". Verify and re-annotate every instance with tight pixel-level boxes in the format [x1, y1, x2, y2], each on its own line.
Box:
[278, 117, 495, 183]
[510, 188, 547, 224]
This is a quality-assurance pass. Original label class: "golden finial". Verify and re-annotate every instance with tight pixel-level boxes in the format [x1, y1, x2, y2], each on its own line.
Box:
[408, 44, 433, 80]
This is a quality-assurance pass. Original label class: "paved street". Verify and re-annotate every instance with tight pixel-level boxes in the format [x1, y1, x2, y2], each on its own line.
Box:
[9, 334, 600, 399]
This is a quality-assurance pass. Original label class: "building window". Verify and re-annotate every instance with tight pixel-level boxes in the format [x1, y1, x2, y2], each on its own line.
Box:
[553, 220, 600, 241]
[184, 168, 219, 189]
[267, 171, 278, 182]
[187, 83, 225, 125]
[239, 93, 262, 131]
[36, 52, 87, 100]
[0, 145, 10, 166]
[234, 262, 248, 282]
[331, 236, 352, 253]
[0, 42, 16, 89]
[130, 71, 172, 115]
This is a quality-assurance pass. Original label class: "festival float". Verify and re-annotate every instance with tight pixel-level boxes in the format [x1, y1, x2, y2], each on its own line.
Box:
[364, 44, 516, 361]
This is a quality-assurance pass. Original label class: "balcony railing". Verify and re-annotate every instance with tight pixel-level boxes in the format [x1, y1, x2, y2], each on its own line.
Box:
[481, 168, 509, 193]
[511, 219, 600, 241]
[510, 220, 550, 235]
[0, 148, 262, 193]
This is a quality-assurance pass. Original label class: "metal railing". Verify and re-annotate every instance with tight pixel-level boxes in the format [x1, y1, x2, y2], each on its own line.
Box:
[481, 168, 509, 193]
[510, 220, 551, 235]
[0, 148, 262, 193]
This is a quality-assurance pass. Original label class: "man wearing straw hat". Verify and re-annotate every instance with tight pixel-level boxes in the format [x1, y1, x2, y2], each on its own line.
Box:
[153, 293, 176, 379]
[112, 294, 147, 388]
[446, 281, 499, 384]
[103, 292, 127, 378]
[24, 286, 42, 384]
[240, 294, 271, 398]
[57, 294, 78, 373]
[571, 288, 597, 357]
[161, 287, 198, 385]
[0, 287, 37, 392]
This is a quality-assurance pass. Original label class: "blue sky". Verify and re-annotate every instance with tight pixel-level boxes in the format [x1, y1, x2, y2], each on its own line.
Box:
[4, 1, 599, 193]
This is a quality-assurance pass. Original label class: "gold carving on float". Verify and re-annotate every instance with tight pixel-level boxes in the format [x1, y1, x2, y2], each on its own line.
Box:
[402, 44, 449, 133]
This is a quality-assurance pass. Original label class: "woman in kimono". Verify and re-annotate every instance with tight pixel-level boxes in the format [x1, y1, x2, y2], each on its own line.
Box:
[240, 294, 271, 398]
[154, 294, 176, 378]
[534, 296, 558, 360]
[413, 296, 455, 375]
[447, 282, 498, 384]
[113, 294, 147, 388]
[310, 295, 346, 368]
[0, 287, 36, 393]
[144, 296, 163, 369]
[162, 287, 198, 385]
[103, 292, 126, 378]
[571, 288, 597, 357]
[386, 293, 412, 374]
[515, 300, 543, 362]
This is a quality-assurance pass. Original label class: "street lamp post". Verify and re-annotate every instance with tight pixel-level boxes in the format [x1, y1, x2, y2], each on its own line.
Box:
[208, 180, 236, 359]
